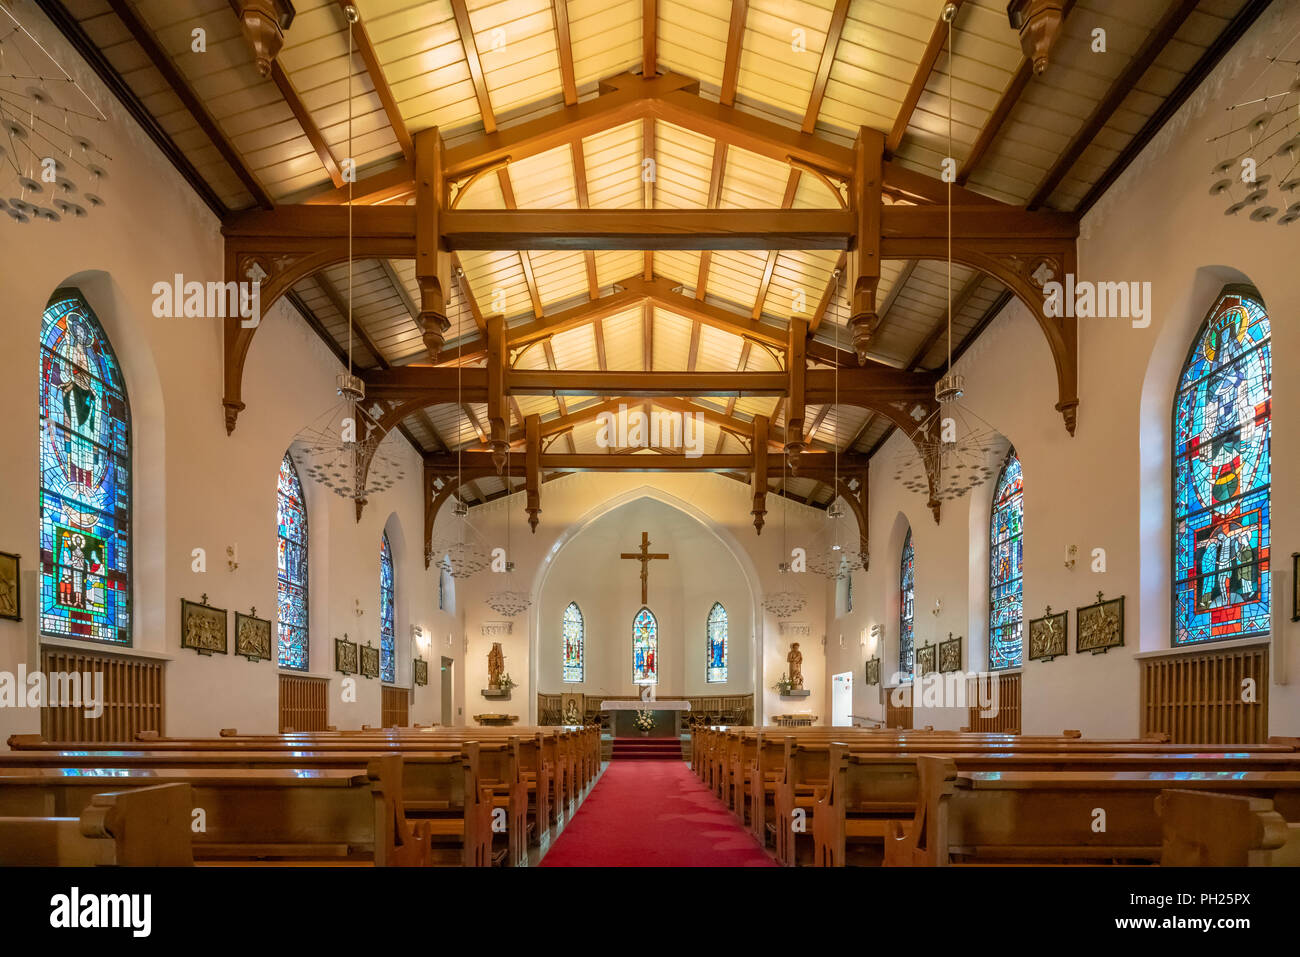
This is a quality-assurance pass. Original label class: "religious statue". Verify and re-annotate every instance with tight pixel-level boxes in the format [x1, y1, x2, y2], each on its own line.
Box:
[488, 641, 505, 690]
[787, 642, 804, 690]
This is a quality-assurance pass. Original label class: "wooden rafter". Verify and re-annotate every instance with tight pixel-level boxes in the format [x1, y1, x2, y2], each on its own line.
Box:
[905, 270, 986, 370]
[887, 0, 963, 155]
[451, 0, 497, 133]
[642, 0, 657, 77]
[552, 0, 579, 106]
[751, 169, 802, 318]
[496, 169, 545, 317]
[695, 140, 729, 299]
[336, 0, 413, 162]
[314, 270, 390, 369]
[104, 0, 273, 209]
[1027, 0, 1200, 210]
[570, 139, 601, 299]
[720, 0, 748, 107]
[802, 0, 850, 134]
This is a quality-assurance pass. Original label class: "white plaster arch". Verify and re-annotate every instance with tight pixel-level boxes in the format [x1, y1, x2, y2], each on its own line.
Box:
[524, 484, 767, 723]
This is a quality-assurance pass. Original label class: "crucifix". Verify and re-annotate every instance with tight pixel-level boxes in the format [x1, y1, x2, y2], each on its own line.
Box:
[620, 531, 669, 604]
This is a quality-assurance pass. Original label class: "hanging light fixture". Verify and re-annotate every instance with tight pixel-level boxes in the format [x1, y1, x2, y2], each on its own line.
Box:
[808, 267, 868, 579]
[428, 271, 490, 577]
[887, 26, 1001, 506]
[485, 447, 532, 617]
[0, 5, 111, 226]
[292, 18, 405, 506]
[762, 458, 807, 619]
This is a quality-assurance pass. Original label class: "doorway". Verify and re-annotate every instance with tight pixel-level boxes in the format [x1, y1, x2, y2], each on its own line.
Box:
[440, 657, 454, 726]
[832, 671, 853, 727]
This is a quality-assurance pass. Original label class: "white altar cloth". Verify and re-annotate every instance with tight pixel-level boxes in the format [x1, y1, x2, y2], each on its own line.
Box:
[599, 699, 690, 711]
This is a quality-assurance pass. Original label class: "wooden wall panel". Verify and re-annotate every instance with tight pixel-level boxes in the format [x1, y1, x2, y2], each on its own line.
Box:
[967, 671, 1020, 733]
[278, 673, 329, 732]
[39, 646, 165, 743]
[1141, 643, 1268, 745]
[885, 693, 912, 730]
[381, 685, 411, 728]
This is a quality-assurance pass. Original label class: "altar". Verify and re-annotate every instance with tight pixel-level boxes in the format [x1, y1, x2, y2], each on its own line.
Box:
[600, 698, 689, 737]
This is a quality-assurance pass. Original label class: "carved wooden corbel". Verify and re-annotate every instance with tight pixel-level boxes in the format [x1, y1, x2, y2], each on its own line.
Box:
[1007, 0, 1066, 75]
[235, 0, 296, 78]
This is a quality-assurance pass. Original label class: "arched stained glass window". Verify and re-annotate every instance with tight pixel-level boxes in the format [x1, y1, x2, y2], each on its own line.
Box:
[40, 290, 131, 644]
[1173, 286, 1271, 645]
[562, 601, 584, 682]
[899, 529, 914, 678]
[379, 531, 395, 683]
[706, 602, 728, 683]
[989, 449, 1024, 670]
[276, 453, 309, 669]
[633, 607, 657, 684]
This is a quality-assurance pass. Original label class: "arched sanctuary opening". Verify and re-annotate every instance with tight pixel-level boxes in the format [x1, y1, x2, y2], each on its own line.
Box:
[530, 491, 759, 726]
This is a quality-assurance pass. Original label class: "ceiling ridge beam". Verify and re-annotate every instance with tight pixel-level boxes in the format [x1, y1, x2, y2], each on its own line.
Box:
[1027, 0, 1199, 210]
[887, 0, 964, 155]
[106, 0, 273, 208]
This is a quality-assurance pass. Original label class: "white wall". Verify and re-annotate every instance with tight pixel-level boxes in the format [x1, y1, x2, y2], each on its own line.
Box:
[0, 5, 462, 741]
[822, 2, 1300, 737]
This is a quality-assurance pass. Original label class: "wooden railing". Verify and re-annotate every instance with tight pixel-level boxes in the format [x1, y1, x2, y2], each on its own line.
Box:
[40, 645, 165, 742]
[381, 685, 410, 728]
[278, 673, 328, 732]
[1141, 641, 1268, 744]
[968, 672, 1020, 733]
[537, 692, 754, 727]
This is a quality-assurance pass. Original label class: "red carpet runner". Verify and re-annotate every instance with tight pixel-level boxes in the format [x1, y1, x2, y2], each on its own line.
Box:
[611, 736, 681, 759]
[539, 758, 776, 866]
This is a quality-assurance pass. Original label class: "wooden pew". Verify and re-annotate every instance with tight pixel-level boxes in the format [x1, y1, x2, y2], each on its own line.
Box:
[886, 757, 1300, 865]
[0, 756, 435, 866]
[1157, 789, 1300, 866]
[0, 782, 193, 866]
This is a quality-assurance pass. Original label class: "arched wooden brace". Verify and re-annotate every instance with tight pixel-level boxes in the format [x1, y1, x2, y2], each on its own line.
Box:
[834, 465, 870, 567]
[881, 237, 1079, 436]
[424, 468, 493, 569]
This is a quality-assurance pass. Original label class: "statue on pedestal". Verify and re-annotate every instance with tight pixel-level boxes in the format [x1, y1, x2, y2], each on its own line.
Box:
[787, 642, 804, 690]
[488, 641, 505, 690]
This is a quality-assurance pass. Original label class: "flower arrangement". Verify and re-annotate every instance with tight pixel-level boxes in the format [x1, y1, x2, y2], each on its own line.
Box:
[772, 673, 793, 695]
[497, 673, 516, 694]
[633, 709, 656, 732]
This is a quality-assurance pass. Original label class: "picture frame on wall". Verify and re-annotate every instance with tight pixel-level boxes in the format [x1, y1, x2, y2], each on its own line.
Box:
[180, 597, 227, 655]
[0, 551, 20, 622]
[1292, 553, 1299, 622]
[413, 657, 429, 687]
[234, 610, 272, 663]
[335, 636, 358, 675]
[916, 642, 936, 677]
[1028, 608, 1068, 662]
[359, 642, 380, 680]
[938, 635, 962, 673]
[1077, 594, 1124, 655]
[865, 657, 880, 686]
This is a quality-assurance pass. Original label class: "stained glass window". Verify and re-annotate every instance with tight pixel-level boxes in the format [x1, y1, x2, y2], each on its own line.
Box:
[633, 607, 657, 684]
[706, 602, 728, 683]
[276, 452, 309, 670]
[39, 290, 131, 644]
[899, 528, 914, 678]
[989, 449, 1024, 670]
[1173, 287, 1271, 645]
[379, 531, 395, 683]
[562, 601, 584, 682]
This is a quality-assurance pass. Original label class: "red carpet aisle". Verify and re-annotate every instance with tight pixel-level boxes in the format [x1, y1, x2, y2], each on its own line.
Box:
[539, 759, 775, 866]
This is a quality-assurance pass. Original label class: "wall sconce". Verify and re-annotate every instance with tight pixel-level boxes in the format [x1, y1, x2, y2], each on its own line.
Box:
[226, 544, 238, 572]
[931, 599, 942, 617]
[1064, 544, 1078, 570]
[354, 599, 364, 618]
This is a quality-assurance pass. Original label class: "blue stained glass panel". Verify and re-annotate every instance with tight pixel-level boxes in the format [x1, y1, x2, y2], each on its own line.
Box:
[40, 291, 131, 644]
[380, 532, 395, 683]
[706, 602, 728, 683]
[899, 529, 914, 678]
[562, 602, 584, 682]
[633, 607, 657, 684]
[1172, 289, 1271, 646]
[989, 450, 1023, 671]
[277, 453, 310, 669]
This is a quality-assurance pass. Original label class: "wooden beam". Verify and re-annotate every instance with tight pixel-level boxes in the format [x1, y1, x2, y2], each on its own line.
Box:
[440, 208, 853, 250]
[486, 315, 509, 469]
[415, 128, 450, 355]
[642, 0, 657, 77]
[887, 1, 963, 154]
[808, 252, 847, 334]
[643, 301, 654, 371]
[752, 414, 769, 533]
[104, 0, 273, 209]
[380, 259, 420, 328]
[451, 0, 497, 133]
[426, 449, 869, 475]
[551, 0, 579, 105]
[497, 169, 545, 317]
[337, 0, 413, 162]
[786, 317, 807, 455]
[720, 0, 748, 107]
[1029, 0, 1199, 210]
[850, 127, 884, 361]
[802, 0, 851, 134]
[525, 413, 541, 531]
[302, 162, 416, 206]
[751, 170, 803, 318]
[314, 270, 390, 369]
[695, 141, 729, 299]
[570, 139, 601, 299]
[270, 61, 344, 188]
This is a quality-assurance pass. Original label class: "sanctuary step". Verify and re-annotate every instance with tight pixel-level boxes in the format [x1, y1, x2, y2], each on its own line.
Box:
[611, 737, 683, 760]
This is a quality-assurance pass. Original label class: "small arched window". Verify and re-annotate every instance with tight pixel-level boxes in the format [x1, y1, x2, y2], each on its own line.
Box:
[633, 607, 657, 684]
[706, 602, 728, 683]
[562, 601, 584, 682]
